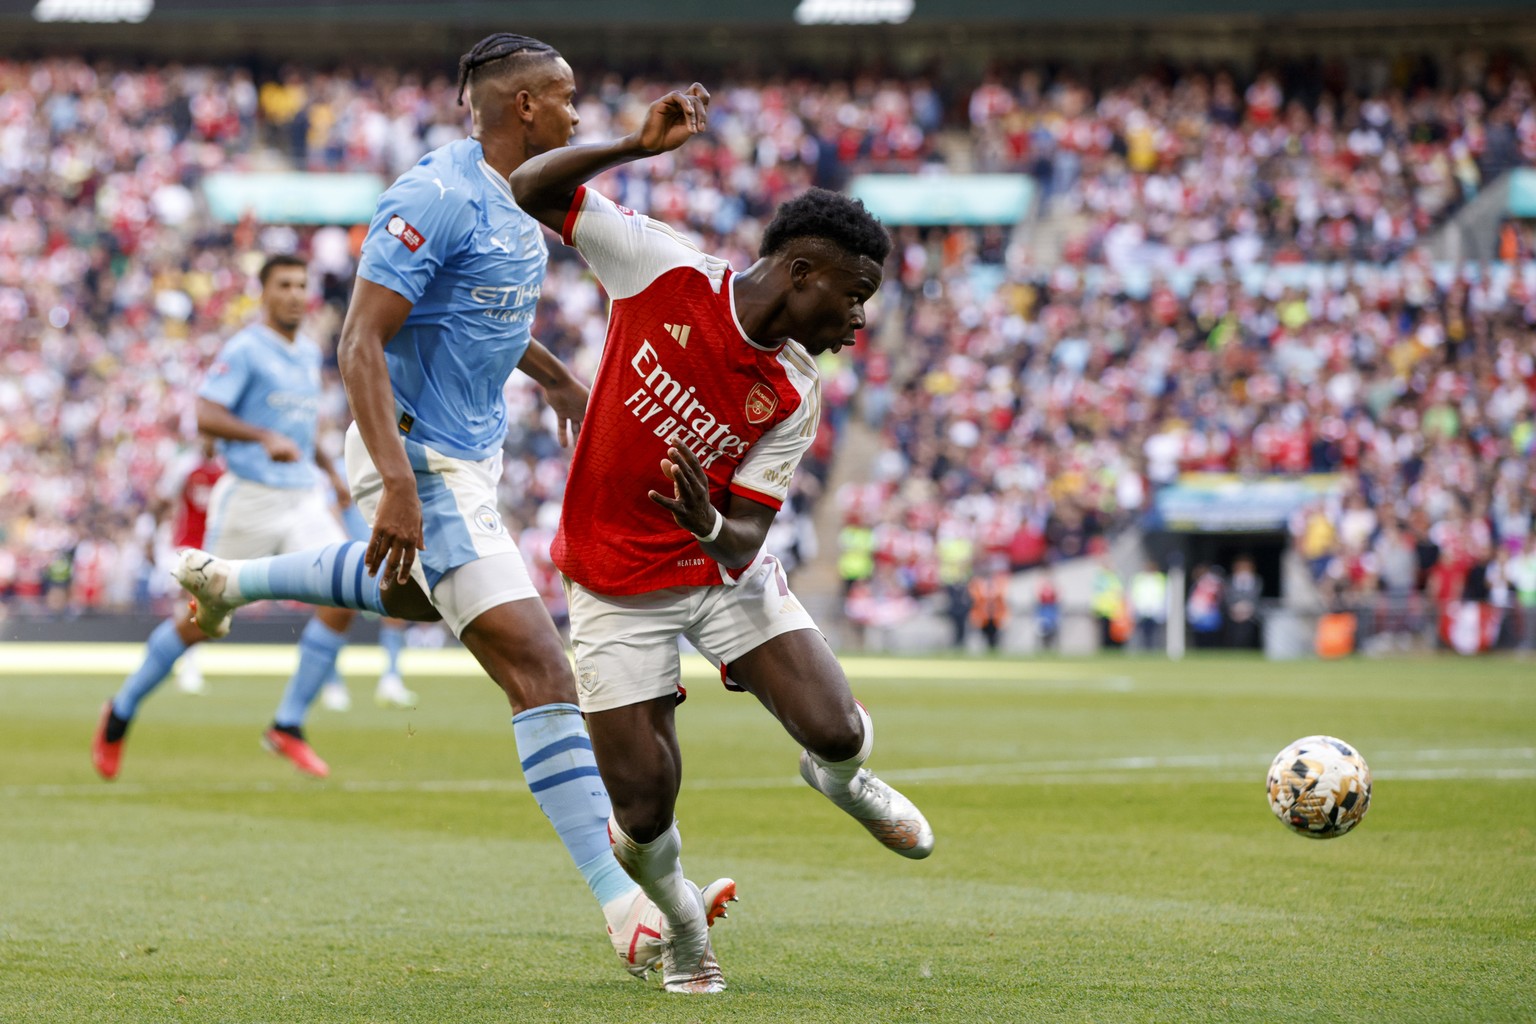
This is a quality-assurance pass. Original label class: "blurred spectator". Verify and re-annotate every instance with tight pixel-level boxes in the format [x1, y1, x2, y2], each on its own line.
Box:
[1226, 555, 1264, 649]
[1129, 559, 1167, 652]
[1036, 573, 1060, 651]
[967, 557, 1010, 652]
[1187, 565, 1226, 647]
[1091, 557, 1127, 649]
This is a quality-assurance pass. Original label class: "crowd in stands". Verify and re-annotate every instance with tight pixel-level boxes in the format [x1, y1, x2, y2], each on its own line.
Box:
[968, 55, 1536, 264]
[2, 54, 1535, 651]
[0, 57, 944, 615]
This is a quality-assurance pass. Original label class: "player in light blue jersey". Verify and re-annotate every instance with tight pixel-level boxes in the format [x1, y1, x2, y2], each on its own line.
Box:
[93, 255, 361, 781]
[169, 35, 733, 985]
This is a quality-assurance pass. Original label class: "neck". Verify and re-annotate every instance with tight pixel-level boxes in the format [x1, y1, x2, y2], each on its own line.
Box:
[732, 259, 792, 347]
[475, 127, 529, 182]
[265, 317, 297, 342]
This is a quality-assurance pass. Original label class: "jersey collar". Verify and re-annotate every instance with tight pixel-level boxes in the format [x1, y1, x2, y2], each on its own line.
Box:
[253, 322, 302, 352]
[477, 159, 515, 202]
[727, 272, 787, 353]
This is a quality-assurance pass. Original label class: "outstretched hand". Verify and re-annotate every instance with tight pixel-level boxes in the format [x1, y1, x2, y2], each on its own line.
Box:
[647, 445, 717, 537]
[636, 83, 710, 155]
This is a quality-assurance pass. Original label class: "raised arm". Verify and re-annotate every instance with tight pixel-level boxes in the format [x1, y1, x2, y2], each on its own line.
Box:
[512, 83, 710, 233]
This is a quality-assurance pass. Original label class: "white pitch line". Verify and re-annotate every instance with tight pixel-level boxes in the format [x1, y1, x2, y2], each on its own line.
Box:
[6, 749, 1533, 799]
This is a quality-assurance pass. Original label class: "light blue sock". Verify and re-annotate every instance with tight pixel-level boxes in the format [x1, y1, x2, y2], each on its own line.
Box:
[111, 620, 189, 719]
[513, 703, 633, 906]
[234, 542, 386, 614]
[273, 618, 348, 728]
[379, 622, 405, 677]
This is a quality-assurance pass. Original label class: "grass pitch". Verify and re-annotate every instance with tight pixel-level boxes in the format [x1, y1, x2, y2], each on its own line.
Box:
[1, 646, 1532, 1023]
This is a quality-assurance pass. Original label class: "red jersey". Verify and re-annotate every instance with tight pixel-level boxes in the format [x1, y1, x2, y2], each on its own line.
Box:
[171, 455, 225, 550]
[552, 186, 820, 596]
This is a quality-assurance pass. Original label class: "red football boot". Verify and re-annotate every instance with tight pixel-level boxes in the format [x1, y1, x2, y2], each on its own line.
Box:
[261, 727, 330, 778]
[92, 702, 126, 780]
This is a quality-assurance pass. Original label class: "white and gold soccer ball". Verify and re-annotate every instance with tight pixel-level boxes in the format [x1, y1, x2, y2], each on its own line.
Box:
[1266, 735, 1372, 839]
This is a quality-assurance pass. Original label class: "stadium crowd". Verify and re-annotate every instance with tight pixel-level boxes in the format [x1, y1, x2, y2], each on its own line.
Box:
[2, 54, 1534, 647]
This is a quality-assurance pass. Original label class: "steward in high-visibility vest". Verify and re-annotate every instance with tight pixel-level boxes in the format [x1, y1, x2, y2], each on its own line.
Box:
[838, 524, 876, 593]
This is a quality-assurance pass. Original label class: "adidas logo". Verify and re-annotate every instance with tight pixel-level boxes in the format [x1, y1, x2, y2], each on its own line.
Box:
[664, 322, 692, 348]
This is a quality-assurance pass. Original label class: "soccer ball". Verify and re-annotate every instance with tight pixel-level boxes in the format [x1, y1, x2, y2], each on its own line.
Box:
[1266, 735, 1372, 839]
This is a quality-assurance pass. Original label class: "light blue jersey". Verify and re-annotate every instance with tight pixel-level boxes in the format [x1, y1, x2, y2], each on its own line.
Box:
[356, 137, 547, 461]
[198, 323, 322, 489]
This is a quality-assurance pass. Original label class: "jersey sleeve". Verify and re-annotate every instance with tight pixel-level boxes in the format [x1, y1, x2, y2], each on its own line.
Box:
[729, 385, 820, 511]
[562, 185, 709, 301]
[356, 170, 476, 305]
[197, 338, 252, 410]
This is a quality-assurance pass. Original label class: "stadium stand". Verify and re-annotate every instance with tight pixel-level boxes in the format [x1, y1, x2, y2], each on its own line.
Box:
[1, 55, 1533, 656]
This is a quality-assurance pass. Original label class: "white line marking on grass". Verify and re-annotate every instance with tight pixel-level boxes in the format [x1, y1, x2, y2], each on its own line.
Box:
[9, 749, 1532, 799]
[0, 643, 1135, 687]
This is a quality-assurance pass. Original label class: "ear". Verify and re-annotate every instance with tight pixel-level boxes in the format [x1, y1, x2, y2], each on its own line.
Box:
[515, 89, 537, 125]
[789, 256, 815, 289]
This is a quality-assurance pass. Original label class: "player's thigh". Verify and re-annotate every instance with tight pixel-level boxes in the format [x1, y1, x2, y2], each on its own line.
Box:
[690, 556, 860, 752]
[202, 477, 290, 559]
[566, 580, 692, 715]
[346, 423, 504, 611]
[455, 590, 573, 713]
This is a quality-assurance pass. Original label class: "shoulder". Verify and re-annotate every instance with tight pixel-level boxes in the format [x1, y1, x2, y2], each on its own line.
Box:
[775, 341, 820, 386]
[219, 326, 260, 356]
[383, 142, 482, 208]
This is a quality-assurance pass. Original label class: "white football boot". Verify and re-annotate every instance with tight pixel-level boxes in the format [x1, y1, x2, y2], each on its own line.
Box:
[320, 681, 352, 712]
[609, 878, 737, 981]
[172, 549, 239, 638]
[374, 673, 419, 709]
[799, 751, 935, 859]
[175, 651, 207, 695]
[660, 880, 730, 994]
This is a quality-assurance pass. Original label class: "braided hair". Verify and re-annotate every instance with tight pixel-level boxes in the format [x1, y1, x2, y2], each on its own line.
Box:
[456, 33, 560, 106]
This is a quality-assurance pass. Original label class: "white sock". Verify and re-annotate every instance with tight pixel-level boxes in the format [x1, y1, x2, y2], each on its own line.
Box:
[608, 817, 698, 929]
[808, 703, 875, 789]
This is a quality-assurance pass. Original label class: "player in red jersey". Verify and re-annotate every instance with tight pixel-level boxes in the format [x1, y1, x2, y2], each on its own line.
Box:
[513, 83, 933, 994]
[165, 436, 225, 694]
[169, 436, 225, 552]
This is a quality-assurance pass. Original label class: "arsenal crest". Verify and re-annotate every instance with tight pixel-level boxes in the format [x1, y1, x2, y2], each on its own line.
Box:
[745, 382, 778, 424]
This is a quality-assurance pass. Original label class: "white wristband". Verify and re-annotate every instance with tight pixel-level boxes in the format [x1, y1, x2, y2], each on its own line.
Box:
[693, 507, 724, 544]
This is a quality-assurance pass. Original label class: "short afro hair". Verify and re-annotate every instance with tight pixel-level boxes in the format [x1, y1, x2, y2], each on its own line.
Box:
[760, 188, 891, 266]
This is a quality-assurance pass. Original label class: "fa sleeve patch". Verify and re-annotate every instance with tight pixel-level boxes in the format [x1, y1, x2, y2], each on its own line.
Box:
[386, 215, 426, 252]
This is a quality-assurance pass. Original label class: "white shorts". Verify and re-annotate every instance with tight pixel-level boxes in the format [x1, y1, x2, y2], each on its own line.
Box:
[202, 475, 346, 560]
[344, 423, 537, 634]
[564, 554, 818, 713]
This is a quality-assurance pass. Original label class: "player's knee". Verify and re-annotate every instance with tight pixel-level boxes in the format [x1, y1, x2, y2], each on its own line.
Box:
[805, 705, 864, 764]
[507, 646, 578, 708]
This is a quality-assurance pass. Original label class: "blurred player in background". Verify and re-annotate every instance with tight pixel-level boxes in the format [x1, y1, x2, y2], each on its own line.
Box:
[171, 34, 731, 984]
[92, 254, 360, 781]
[513, 83, 933, 994]
[155, 434, 224, 696]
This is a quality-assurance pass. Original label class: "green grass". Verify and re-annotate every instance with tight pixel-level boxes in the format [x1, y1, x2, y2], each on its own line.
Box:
[1, 649, 1533, 1023]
